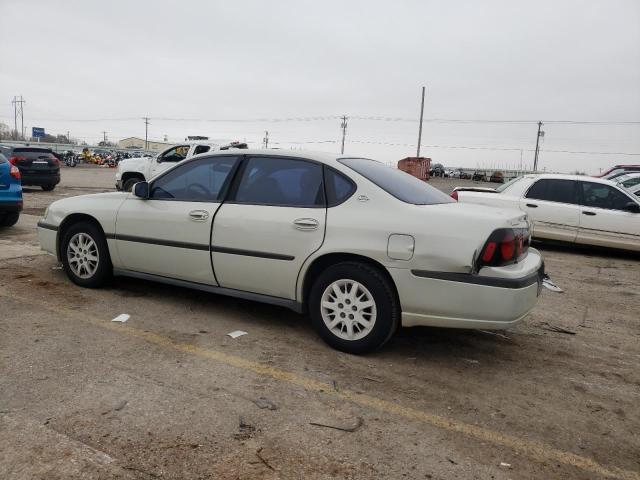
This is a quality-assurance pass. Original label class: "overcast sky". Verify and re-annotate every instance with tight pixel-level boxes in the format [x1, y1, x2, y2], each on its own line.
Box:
[1, 0, 639, 173]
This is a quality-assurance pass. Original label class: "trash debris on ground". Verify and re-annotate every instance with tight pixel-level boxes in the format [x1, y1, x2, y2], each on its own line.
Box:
[255, 447, 275, 471]
[253, 397, 277, 410]
[309, 416, 364, 433]
[101, 400, 128, 415]
[539, 322, 576, 335]
[460, 358, 479, 364]
[478, 330, 511, 340]
[332, 380, 339, 392]
[363, 376, 383, 383]
[111, 314, 130, 323]
[234, 416, 256, 440]
[542, 274, 564, 293]
[227, 330, 248, 339]
[51, 264, 62, 270]
[446, 457, 458, 465]
[499, 462, 512, 469]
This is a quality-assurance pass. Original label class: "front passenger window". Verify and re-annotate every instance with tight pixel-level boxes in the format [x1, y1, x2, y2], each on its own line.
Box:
[579, 182, 632, 211]
[150, 156, 238, 201]
[161, 145, 189, 163]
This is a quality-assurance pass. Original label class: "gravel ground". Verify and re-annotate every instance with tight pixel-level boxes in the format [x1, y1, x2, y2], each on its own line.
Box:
[1, 166, 638, 480]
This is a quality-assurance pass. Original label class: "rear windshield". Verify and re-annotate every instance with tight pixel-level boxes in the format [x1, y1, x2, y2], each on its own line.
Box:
[14, 147, 53, 153]
[338, 157, 454, 205]
[495, 176, 524, 193]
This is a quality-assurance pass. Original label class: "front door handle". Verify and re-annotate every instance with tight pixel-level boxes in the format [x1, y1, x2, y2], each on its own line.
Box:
[189, 210, 209, 221]
[582, 211, 596, 216]
[525, 203, 538, 208]
[293, 218, 319, 231]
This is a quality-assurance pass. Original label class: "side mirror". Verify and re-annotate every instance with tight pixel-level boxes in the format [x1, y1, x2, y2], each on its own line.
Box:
[624, 201, 640, 213]
[133, 181, 149, 199]
[156, 156, 163, 163]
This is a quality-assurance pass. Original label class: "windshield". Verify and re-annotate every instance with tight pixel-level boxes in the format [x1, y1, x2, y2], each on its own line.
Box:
[495, 176, 524, 193]
[338, 157, 454, 205]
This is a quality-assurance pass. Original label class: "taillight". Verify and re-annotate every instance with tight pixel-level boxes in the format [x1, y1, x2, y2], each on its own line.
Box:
[10, 165, 21, 180]
[451, 190, 458, 201]
[8, 155, 26, 165]
[477, 228, 529, 269]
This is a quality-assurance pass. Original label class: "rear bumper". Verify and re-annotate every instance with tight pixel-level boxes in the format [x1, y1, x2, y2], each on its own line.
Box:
[390, 250, 544, 329]
[0, 200, 23, 213]
[21, 173, 61, 186]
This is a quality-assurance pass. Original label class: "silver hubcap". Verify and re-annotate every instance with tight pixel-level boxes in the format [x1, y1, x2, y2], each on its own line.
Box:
[320, 279, 377, 341]
[67, 233, 99, 279]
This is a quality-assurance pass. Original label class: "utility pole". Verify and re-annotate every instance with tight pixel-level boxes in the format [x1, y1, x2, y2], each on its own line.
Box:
[67, 131, 70, 144]
[340, 115, 348, 154]
[12, 95, 25, 140]
[143, 117, 150, 150]
[102, 131, 108, 144]
[533, 121, 544, 171]
[416, 86, 426, 157]
[263, 130, 269, 148]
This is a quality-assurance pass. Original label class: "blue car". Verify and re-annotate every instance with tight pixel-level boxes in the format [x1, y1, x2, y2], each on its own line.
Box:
[0, 152, 23, 227]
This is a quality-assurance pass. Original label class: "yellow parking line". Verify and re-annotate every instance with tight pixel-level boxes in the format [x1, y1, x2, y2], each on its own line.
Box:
[2, 290, 637, 480]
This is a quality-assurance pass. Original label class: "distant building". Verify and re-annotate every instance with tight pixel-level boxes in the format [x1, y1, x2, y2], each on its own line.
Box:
[117, 137, 174, 152]
[397, 157, 431, 181]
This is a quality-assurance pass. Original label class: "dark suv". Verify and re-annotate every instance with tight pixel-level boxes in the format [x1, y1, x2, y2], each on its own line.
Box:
[4, 146, 61, 191]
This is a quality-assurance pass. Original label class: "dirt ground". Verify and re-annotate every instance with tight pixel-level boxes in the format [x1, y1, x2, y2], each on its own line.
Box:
[1, 166, 639, 480]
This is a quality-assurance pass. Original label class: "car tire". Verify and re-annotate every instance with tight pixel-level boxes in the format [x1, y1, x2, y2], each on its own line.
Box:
[61, 221, 112, 288]
[309, 262, 400, 354]
[0, 212, 19, 227]
[42, 184, 55, 191]
[123, 177, 142, 192]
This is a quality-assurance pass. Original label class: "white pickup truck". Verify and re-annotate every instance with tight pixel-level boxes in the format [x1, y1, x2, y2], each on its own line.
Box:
[115, 141, 247, 191]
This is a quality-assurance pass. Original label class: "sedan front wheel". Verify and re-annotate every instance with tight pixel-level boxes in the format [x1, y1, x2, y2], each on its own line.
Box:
[309, 262, 399, 354]
[61, 221, 112, 288]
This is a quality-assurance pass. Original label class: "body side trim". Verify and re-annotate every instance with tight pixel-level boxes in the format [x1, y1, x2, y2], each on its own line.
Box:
[411, 268, 543, 289]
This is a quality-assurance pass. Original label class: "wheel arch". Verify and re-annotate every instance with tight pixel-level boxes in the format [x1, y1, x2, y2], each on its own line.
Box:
[121, 171, 146, 184]
[300, 252, 401, 313]
[57, 213, 110, 261]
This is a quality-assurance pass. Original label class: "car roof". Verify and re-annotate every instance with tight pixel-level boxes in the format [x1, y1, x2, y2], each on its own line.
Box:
[521, 173, 627, 187]
[194, 148, 347, 167]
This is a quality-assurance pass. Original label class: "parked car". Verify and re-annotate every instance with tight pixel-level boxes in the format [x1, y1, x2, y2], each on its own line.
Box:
[0, 152, 23, 227]
[595, 165, 640, 179]
[472, 171, 487, 182]
[429, 163, 446, 177]
[614, 172, 640, 189]
[4, 146, 61, 191]
[454, 174, 640, 251]
[489, 171, 504, 183]
[450, 169, 471, 179]
[115, 141, 248, 191]
[38, 150, 544, 353]
[626, 183, 640, 197]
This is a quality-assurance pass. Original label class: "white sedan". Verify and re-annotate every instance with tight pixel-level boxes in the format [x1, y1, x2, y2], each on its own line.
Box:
[453, 174, 640, 251]
[38, 150, 544, 353]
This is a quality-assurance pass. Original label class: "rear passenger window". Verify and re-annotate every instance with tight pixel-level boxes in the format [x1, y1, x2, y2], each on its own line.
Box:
[325, 167, 355, 206]
[234, 157, 325, 207]
[525, 179, 577, 204]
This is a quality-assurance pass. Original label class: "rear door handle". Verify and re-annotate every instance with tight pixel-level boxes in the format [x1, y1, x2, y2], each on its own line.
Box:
[293, 218, 319, 231]
[189, 210, 209, 221]
[525, 203, 538, 208]
[582, 211, 596, 216]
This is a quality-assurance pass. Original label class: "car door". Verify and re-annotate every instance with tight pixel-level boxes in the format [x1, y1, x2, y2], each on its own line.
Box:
[211, 155, 326, 299]
[115, 155, 240, 284]
[576, 181, 640, 250]
[149, 144, 190, 178]
[519, 178, 581, 242]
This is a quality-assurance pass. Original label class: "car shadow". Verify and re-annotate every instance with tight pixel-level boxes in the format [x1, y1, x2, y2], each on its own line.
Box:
[533, 240, 640, 261]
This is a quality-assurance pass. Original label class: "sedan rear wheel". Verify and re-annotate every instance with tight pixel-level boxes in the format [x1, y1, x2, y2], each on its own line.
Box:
[310, 262, 399, 354]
